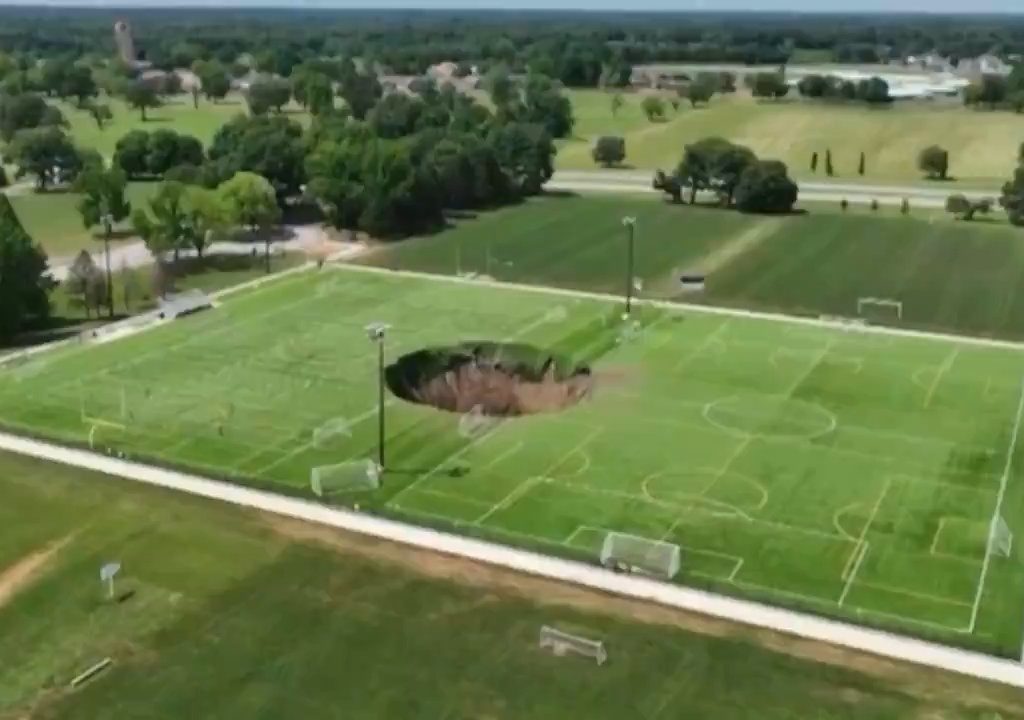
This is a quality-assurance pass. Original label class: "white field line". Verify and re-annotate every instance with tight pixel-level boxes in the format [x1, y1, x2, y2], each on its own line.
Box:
[838, 543, 869, 607]
[839, 477, 891, 606]
[923, 348, 960, 409]
[330, 263, 1024, 353]
[475, 429, 602, 525]
[3, 431, 1024, 687]
[968, 375, 1024, 633]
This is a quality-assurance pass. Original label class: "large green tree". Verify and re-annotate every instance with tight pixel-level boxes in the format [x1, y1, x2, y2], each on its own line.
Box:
[133, 181, 190, 262]
[338, 69, 382, 120]
[74, 166, 132, 317]
[735, 160, 799, 214]
[217, 172, 281, 272]
[245, 76, 292, 115]
[122, 80, 161, 121]
[208, 115, 306, 197]
[0, 194, 51, 342]
[8, 127, 82, 191]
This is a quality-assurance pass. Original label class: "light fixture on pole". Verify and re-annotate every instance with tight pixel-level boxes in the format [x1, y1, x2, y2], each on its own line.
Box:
[102, 211, 115, 319]
[365, 322, 390, 471]
[622, 216, 637, 315]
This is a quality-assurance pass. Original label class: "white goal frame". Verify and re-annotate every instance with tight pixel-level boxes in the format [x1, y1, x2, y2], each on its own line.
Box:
[600, 531, 681, 579]
[538, 625, 607, 665]
[857, 297, 903, 322]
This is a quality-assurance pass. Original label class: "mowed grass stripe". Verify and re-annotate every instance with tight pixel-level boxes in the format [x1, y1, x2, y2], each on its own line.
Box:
[3, 267, 1024, 654]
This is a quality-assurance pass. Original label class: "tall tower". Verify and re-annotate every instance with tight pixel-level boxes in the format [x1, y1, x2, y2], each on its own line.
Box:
[113, 20, 136, 66]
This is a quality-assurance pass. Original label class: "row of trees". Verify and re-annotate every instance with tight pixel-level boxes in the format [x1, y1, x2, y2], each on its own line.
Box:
[653, 137, 798, 214]
[963, 67, 1024, 111]
[796, 75, 891, 103]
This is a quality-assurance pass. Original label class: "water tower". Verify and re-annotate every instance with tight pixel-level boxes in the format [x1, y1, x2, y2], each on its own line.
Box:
[113, 20, 136, 65]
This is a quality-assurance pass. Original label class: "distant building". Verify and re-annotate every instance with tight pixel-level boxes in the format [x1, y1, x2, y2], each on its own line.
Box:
[957, 54, 1012, 79]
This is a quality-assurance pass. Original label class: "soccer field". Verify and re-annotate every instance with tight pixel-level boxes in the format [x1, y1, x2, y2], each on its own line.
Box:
[3, 266, 1024, 655]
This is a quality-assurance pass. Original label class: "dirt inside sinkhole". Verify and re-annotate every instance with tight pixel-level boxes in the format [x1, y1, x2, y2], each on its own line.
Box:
[385, 342, 594, 416]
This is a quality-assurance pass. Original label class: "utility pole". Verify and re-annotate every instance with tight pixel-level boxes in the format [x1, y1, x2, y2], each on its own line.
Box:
[622, 216, 637, 314]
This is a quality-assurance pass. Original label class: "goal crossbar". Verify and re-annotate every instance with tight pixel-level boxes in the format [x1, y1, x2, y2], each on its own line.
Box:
[538, 625, 607, 665]
[857, 297, 903, 321]
[600, 531, 681, 579]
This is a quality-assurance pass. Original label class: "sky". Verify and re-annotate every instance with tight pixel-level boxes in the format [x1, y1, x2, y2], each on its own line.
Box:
[9, 0, 1024, 14]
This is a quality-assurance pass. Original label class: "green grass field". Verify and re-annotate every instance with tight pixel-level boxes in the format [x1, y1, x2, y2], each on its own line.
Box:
[3, 265, 1024, 657]
[560, 91, 1021, 187]
[6, 451, 1021, 719]
[10, 183, 157, 259]
[56, 93, 272, 160]
[366, 195, 1024, 341]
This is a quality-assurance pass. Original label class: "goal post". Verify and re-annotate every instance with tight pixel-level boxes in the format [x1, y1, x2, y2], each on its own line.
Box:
[599, 531, 681, 579]
[990, 514, 1014, 558]
[538, 625, 607, 666]
[311, 459, 381, 497]
[857, 297, 903, 324]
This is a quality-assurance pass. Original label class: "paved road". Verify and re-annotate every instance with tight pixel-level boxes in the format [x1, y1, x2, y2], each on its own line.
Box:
[549, 170, 998, 209]
[4, 262, 1024, 688]
[48, 224, 331, 282]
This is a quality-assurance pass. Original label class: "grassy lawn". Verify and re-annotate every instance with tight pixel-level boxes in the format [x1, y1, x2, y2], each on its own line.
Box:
[49, 251, 307, 323]
[55, 93, 281, 160]
[3, 451, 1020, 718]
[10, 183, 157, 260]
[560, 91, 1021, 187]
[366, 194, 1024, 340]
[3, 266, 1024, 656]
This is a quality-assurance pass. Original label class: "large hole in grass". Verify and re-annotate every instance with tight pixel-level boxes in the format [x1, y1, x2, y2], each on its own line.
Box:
[385, 342, 593, 416]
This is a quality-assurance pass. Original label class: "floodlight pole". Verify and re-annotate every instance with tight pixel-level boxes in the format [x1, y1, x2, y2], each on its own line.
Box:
[622, 216, 637, 314]
[377, 334, 385, 469]
[102, 212, 114, 319]
[366, 323, 390, 471]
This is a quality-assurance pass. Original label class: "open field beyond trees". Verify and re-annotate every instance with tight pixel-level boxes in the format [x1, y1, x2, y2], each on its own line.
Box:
[9, 183, 157, 260]
[4, 451, 1023, 719]
[3, 267, 1024, 656]
[366, 195, 1024, 341]
[560, 91, 1022, 187]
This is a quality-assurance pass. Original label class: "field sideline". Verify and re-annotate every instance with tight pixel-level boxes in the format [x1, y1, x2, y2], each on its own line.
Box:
[3, 263, 1024, 658]
[6, 451, 1024, 717]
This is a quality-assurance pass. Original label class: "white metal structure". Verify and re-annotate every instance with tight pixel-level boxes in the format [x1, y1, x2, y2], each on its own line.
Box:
[600, 532, 681, 579]
[4, 430, 1024, 687]
[857, 297, 903, 322]
[539, 625, 608, 665]
[992, 516, 1013, 558]
[311, 460, 381, 497]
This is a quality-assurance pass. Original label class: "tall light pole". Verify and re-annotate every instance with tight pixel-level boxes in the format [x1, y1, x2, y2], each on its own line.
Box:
[102, 211, 114, 319]
[365, 323, 390, 471]
[622, 216, 637, 315]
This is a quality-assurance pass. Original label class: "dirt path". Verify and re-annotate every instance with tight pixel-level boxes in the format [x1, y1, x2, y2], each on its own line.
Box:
[0, 534, 74, 608]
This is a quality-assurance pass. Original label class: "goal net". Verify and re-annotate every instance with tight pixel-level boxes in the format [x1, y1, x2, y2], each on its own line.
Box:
[990, 514, 1013, 557]
[538, 625, 607, 665]
[312, 417, 352, 449]
[599, 531, 681, 579]
[311, 459, 381, 497]
[857, 297, 903, 324]
[458, 404, 500, 440]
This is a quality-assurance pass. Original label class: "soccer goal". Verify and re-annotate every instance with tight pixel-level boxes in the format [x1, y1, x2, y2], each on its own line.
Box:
[857, 297, 903, 324]
[312, 417, 352, 449]
[599, 531, 682, 579]
[458, 404, 500, 440]
[990, 514, 1014, 557]
[311, 459, 381, 497]
[538, 625, 607, 666]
